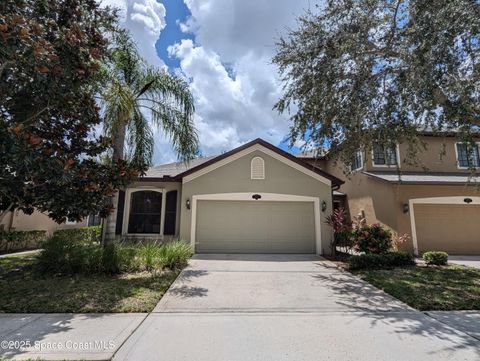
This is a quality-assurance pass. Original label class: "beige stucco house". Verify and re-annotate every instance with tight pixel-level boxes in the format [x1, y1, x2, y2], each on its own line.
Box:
[9, 133, 478, 256]
[0, 210, 99, 235]
[299, 130, 480, 255]
[104, 139, 343, 254]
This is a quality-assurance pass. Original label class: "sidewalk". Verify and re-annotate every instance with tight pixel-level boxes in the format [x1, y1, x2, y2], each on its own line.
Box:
[0, 313, 147, 360]
[0, 250, 41, 258]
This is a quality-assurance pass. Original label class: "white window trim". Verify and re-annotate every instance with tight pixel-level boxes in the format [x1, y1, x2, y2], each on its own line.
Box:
[350, 150, 364, 172]
[454, 142, 480, 170]
[371, 144, 401, 168]
[409, 196, 480, 256]
[122, 187, 166, 237]
[182, 144, 332, 186]
[190, 192, 322, 254]
[250, 156, 265, 179]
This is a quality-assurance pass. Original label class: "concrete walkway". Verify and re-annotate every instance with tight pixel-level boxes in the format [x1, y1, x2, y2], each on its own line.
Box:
[448, 255, 480, 269]
[0, 249, 40, 258]
[114, 254, 480, 361]
[0, 313, 146, 360]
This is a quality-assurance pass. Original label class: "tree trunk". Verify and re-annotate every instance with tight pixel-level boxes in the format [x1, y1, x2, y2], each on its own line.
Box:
[0, 203, 14, 226]
[102, 123, 127, 245]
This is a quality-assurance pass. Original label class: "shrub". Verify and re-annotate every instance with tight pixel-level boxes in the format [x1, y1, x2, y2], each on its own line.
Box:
[138, 242, 162, 271]
[351, 223, 393, 254]
[158, 241, 192, 270]
[325, 208, 352, 254]
[423, 251, 448, 266]
[348, 251, 415, 270]
[101, 244, 138, 274]
[52, 225, 101, 244]
[38, 237, 192, 275]
[38, 234, 100, 274]
[0, 230, 48, 253]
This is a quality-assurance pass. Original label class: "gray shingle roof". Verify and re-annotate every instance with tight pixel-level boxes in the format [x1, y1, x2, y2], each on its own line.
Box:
[363, 171, 480, 184]
[145, 156, 217, 178]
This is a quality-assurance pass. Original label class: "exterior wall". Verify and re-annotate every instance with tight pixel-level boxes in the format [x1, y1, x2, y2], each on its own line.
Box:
[4, 209, 88, 235]
[117, 181, 182, 239]
[324, 164, 398, 229]
[179, 149, 333, 254]
[322, 156, 480, 252]
[363, 135, 480, 173]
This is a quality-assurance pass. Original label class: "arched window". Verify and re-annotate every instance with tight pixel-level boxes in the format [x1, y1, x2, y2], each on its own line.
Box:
[251, 156, 265, 179]
[127, 191, 162, 234]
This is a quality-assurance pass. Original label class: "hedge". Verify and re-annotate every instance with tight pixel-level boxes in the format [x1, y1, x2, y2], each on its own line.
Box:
[348, 251, 415, 270]
[52, 225, 101, 244]
[0, 230, 48, 253]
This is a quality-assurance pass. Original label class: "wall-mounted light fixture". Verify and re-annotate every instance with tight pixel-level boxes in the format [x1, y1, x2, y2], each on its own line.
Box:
[186, 198, 191, 210]
[464, 197, 473, 204]
[321, 200, 327, 212]
[403, 203, 409, 213]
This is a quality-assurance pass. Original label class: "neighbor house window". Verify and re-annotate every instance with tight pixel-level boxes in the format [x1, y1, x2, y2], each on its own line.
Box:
[163, 190, 177, 236]
[350, 151, 363, 171]
[372, 144, 398, 166]
[456, 143, 480, 168]
[251, 156, 265, 179]
[127, 191, 162, 234]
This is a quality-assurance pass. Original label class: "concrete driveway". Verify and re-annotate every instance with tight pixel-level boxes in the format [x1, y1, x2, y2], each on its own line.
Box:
[114, 254, 480, 361]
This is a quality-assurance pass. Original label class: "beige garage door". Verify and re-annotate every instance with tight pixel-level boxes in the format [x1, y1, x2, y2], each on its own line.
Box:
[196, 200, 316, 253]
[414, 204, 480, 255]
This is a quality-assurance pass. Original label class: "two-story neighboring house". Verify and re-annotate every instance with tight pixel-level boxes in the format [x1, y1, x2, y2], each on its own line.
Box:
[298, 129, 480, 255]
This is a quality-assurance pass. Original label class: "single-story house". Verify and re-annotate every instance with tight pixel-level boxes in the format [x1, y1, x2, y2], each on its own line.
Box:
[105, 138, 343, 254]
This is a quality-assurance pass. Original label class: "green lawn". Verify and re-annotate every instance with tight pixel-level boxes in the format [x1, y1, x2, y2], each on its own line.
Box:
[354, 265, 480, 311]
[0, 254, 179, 313]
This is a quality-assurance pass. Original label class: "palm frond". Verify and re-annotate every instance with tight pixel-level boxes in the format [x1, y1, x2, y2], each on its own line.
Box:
[140, 101, 199, 161]
[125, 109, 154, 167]
[102, 79, 136, 136]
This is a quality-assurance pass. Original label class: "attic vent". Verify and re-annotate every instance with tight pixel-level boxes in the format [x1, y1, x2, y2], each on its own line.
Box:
[251, 157, 265, 180]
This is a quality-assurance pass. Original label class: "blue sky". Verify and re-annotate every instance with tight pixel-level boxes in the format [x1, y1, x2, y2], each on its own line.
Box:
[108, 0, 319, 163]
[154, 0, 192, 69]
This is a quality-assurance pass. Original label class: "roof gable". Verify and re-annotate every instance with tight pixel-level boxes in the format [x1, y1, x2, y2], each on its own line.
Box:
[178, 138, 343, 186]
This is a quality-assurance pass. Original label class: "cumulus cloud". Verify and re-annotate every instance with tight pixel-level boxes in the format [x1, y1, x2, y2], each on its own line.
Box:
[101, 0, 166, 67]
[168, 0, 320, 156]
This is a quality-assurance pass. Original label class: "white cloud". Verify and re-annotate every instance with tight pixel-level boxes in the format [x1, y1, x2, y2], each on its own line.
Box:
[101, 0, 166, 67]
[168, 0, 321, 157]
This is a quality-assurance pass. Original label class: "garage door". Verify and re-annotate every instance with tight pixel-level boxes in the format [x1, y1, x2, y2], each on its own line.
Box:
[195, 200, 316, 253]
[414, 204, 480, 255]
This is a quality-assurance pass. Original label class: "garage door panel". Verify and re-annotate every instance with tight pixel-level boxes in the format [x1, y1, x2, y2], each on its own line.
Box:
[414, 204, 480, 255]
[196, 200, 315, 253]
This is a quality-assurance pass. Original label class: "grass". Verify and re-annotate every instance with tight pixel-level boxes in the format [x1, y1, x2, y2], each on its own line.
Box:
[0, 254, 179, 313]
[354, 265, 480, 311]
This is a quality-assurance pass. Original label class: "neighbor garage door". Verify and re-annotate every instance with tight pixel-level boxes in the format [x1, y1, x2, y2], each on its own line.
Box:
[195, 200, 316, 253]
[414, 204, 480, 255]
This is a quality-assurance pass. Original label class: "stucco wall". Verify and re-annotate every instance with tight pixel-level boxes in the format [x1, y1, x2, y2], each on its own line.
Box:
[6, 209, 88, 235]
[363, 135, 480, 173]
[179, 149, 333, 254]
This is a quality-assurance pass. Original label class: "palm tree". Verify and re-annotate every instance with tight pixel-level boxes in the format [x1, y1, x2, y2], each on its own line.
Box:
[102, 30, 198, 165]
[100, 30, 198, 241]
